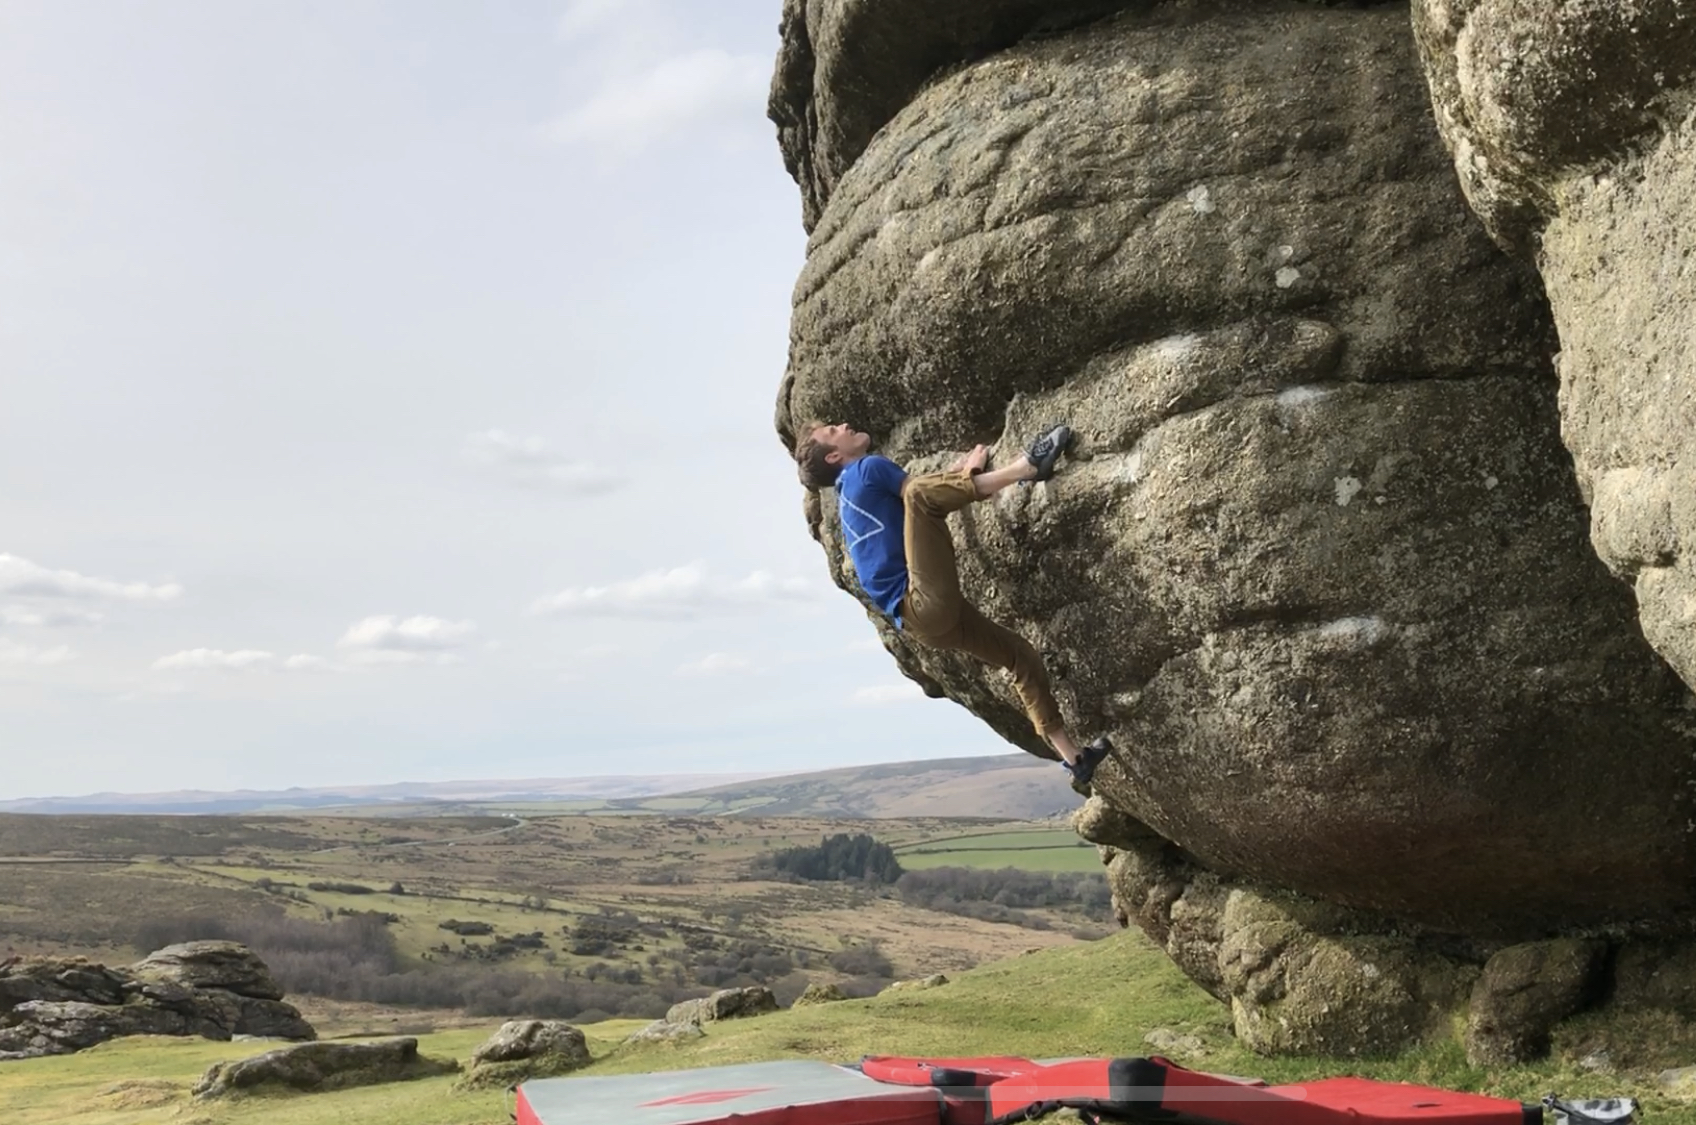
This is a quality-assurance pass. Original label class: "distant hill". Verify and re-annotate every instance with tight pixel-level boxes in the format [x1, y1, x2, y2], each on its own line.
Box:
[0, 773, 781, 816]
[0, 754, 1078, 820]
[668, 755, 1080, 820]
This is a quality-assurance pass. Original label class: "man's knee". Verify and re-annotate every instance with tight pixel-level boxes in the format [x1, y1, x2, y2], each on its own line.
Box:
[904, 471, 976, 516]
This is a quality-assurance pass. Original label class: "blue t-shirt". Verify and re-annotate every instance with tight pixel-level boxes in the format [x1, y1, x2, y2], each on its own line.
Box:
[836, 455, 909, 620]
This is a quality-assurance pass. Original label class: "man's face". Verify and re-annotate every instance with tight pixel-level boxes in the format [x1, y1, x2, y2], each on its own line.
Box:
[811, 422, 872, 465]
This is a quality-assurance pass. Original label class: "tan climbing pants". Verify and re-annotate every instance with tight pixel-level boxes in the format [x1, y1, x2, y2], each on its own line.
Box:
[899, 469, 1066, 738]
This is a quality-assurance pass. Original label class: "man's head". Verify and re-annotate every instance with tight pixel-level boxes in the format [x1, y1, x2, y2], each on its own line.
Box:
[794, 422, 871, 489]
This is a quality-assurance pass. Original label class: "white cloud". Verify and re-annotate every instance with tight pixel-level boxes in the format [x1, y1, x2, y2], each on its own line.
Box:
[676, 652, 754, 677]
[544, 48, 769, 152]
[529, 562, 818, 619]
[153, 648, 276, 671]
[150, 649, 344, 673]
[0, 639, 76, 666]
[337, 615, 477, 665]
[462, 429, 621, 497]
[852, 682, 925, 706]
[2, 605, 103, 627]
[0, 553, 180, 601]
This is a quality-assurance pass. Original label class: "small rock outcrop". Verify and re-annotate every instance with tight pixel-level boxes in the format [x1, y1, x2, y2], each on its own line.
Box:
[628, 986, 779, 1044]
[192, 1037, 458, 1099]
[0, 942, 313, 1061]
[1412, 1, 1696, 696]
[887, 974, 948, 992]
[1464, 940, 1607, 1066]
[1662, 1067, 1696, 1099]
[665, 986, 779, 1027]
[458, 1020, 590, 1090]
[624, 1019, 706, 1045]
[131, 942, 285, 999]
[791, 982, 848, 1007]
[1143, 1029, 1206, 1060]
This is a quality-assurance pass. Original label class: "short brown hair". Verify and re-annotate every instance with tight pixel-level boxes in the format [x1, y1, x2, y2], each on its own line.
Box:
[793, 422, 843, 490]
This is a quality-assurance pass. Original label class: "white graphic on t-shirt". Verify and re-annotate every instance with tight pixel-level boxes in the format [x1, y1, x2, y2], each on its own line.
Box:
[838, 494, 887, 551]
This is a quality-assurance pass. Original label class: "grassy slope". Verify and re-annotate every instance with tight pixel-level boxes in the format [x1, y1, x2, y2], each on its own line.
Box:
[4, 932, 1688, 1125]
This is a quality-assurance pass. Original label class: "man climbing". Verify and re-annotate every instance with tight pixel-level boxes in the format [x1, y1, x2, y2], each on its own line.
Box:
[794, 422, 1113, 786]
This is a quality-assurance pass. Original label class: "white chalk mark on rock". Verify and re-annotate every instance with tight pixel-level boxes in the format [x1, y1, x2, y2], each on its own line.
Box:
[1276, 385, 1331, 408]
[1153, 333, 1200, 363]
[1318, 616, 1387, 646]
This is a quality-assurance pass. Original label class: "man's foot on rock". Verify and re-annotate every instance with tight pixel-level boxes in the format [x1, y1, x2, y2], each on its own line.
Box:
[1024, 424, 1074, 483]
[1064, 736, 1112, 788]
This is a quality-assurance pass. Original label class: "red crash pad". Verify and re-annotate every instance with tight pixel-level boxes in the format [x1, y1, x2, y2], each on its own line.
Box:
[516, 1060, 942, 1125]
[1272, 1077, 1541, 1125]
[982, 1057, 1538, 1125]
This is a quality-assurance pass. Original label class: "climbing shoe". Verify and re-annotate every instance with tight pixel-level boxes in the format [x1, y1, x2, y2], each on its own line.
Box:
[1064, 736, 1113, 787]
[1024, 423, 1074, 483]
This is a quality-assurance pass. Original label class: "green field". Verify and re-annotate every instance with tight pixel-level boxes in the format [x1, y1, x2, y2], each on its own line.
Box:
[4, 931, 1686, 1125]
[893, 827, 1102, 872]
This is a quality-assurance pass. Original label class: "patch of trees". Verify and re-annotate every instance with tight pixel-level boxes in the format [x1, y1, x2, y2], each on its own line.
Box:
[756, 833, 903, 884]
[307, 881, 377, 894]
[436, 931, 550, 963]
[570, 913, 637, 956]
[682, 939, 806, 989]
[438, 919, 495, 936]
[895, 867, 1113, 929]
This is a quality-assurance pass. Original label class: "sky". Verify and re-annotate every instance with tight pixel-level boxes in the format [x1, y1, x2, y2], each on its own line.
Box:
[0, 0, 1012, 799]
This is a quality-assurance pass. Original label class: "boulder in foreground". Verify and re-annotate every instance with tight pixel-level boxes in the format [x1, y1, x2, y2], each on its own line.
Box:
[458, 1020, 590, 1090]
[193, 1037, 458, 1099]
[791, 982, 848, 1007]
[624, 1019, 706, 1044]
[665, 986, 778, 1027]
[0, 942, 313, 1061]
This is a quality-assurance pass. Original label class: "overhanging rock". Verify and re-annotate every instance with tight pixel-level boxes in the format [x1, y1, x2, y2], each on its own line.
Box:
[771, 0, 1696, 1053]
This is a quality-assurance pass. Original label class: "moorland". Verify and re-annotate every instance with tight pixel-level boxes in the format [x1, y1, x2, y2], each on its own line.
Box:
[0, 808, 1108, 1031]
[3, 797, 1685, 1124]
